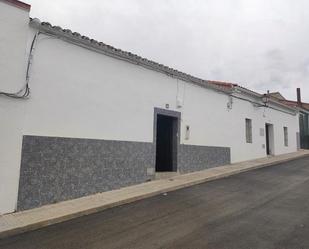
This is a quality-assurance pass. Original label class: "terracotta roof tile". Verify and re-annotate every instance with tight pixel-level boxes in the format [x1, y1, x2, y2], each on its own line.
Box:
[206, 80, 238, 90]
[2, 0, 30, 11]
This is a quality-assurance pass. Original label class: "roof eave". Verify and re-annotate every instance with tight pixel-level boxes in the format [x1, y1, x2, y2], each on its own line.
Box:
[268, 99, 298, 113]
[29, 18, 232, 95]
[234, 86, 298, 113]
[1, 0, 30, 11]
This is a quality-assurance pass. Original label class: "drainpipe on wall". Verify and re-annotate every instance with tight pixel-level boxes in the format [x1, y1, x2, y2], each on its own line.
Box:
[297, 88, 302, 107]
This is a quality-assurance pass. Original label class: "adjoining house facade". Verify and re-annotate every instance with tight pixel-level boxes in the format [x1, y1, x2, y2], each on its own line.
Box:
[0, 0, 303, 214]
[268, 89, 309, 149]
[299, 111, 309, 149]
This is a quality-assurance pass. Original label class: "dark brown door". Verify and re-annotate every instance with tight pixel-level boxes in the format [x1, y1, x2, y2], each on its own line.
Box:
[155, 115, 175, 172]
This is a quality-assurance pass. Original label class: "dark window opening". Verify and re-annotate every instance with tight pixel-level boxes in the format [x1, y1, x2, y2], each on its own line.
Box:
[245, 118, 252, 143]
[284, 127, 288, 147]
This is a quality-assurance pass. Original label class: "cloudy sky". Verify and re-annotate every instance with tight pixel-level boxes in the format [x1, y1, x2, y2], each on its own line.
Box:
[27, 0, 309, 102]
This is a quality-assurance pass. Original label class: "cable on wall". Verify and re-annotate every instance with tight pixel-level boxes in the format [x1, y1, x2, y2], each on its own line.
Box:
[0, 31, 40, 99]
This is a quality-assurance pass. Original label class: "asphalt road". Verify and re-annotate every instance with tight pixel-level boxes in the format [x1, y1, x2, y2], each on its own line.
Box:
[1, 156, 309, 249]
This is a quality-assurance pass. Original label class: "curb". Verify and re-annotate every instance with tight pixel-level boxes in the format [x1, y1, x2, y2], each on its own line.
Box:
[1, 152, 309, 239]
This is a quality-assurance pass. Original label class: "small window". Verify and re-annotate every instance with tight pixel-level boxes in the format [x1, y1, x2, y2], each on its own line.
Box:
[284, 127, 288, 146]
[245, 118, 252, 143]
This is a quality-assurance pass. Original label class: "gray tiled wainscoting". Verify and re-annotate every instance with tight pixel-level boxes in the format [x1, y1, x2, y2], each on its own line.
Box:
[17, 136, 155, 211]
[178, 144, 230, 173]
[18, 135, 230, 211]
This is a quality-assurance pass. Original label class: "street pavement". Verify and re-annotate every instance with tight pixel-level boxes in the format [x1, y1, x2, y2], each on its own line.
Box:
[1, 156, 309, 249]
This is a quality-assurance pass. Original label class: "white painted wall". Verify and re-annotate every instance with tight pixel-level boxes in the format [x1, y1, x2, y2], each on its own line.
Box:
[181, 86, 299, 163]
[0, 16, 299, 213]
[0, 1, 30, 214]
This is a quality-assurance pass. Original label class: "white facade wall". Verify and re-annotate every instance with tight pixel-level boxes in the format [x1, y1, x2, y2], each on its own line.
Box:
[0, 1, 30, 214]
[182, 87, 299, 163]
[22, 31, 299, 161]
[0, 5, 299, 213]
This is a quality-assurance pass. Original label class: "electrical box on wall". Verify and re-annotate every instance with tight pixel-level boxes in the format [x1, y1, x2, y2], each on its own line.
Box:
[227, 96, 233, 110]
[176, 99, 182, 108]
[185, 125, 190, 140]
[260, 128, 265, 136]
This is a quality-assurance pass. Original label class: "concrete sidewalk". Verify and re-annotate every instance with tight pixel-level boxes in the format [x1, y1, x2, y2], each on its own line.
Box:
[1, 150, 309, 239]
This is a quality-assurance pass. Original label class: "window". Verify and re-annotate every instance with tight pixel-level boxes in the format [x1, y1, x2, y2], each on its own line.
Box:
[245, 118, 252, 143]
[284, 127, 288, 146]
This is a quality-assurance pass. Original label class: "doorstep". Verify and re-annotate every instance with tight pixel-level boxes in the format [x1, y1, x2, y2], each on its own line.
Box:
[155, 171, 180, 180]
[0, 150, 309, 239]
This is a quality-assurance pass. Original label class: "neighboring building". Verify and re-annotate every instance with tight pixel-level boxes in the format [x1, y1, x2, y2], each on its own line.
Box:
[299, 111, 309, 149]
[0, 0, 302, 214]
[268, 89, 309, 149]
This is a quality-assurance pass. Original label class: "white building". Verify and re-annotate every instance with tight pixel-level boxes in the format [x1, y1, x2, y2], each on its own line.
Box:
[0, 0, 300, 214]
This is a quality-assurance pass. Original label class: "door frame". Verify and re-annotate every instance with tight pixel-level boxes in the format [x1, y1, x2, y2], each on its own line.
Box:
[153, 108, 181, 172]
